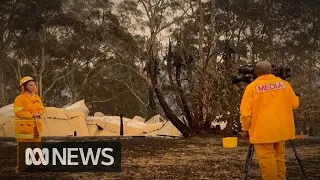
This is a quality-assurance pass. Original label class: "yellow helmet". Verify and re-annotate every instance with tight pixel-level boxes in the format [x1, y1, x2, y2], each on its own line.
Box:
[19, 76, 34, 87]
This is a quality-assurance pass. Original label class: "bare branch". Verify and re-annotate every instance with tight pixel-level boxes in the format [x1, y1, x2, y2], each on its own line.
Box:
[86, 98, 112, 104]
[2, 57, 20, 82]
[42, 67, 77, 97]
[19, 49, 37, 75]
[139, 0, 151, 21]
[113, 78, 148, 107]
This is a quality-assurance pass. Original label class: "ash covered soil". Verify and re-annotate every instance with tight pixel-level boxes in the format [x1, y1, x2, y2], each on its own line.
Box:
[0, 136, 319, 180]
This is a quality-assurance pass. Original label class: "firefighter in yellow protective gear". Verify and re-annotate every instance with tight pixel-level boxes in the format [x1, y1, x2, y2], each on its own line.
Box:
[240, 61, 299, 180]
[13, 76, 45, 172]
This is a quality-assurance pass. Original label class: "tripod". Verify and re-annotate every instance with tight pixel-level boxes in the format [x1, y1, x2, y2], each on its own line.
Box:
[243, 140, 308, 180]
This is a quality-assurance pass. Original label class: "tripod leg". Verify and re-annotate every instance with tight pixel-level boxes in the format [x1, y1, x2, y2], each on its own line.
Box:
[288, 140, 308, 180]
[243, 144, 254, 180]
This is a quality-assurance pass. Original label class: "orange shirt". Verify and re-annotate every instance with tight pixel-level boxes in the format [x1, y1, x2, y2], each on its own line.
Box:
[240, 74, 299, 144]
[13, 92, 45, 118]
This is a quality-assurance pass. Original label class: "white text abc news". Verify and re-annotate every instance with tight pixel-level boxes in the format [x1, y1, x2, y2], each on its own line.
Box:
[25, 147, 115, 166]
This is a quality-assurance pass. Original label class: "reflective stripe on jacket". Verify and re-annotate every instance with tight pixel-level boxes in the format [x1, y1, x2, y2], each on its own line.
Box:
[13, 92, 44, 118]
[14, 119, 36, 139]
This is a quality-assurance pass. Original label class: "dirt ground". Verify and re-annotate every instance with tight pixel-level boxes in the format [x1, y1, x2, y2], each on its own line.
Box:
[0, 135, 319, 180]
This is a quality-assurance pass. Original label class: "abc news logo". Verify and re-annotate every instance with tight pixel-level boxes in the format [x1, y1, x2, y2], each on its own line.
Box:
[25, 147, 115, 166]
[18, 142, 121, 172]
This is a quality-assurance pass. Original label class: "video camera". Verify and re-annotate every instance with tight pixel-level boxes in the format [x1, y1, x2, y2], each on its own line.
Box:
[232, 64, 292, 84]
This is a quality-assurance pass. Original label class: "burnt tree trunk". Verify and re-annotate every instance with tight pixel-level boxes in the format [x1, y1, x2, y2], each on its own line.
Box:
[175, 55, 199, 132]
[151, 55, 192, 137]
[153, 85, 192, 137]
[147, 43, 157, 118]
[167, 41, 184, 110]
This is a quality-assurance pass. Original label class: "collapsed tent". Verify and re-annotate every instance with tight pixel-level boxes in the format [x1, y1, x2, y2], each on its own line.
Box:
[0, 100, 182, 138]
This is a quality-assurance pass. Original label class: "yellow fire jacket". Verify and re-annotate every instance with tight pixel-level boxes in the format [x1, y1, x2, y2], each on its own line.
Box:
[13, 93, 45, 139]
[240, 74, 299, 144]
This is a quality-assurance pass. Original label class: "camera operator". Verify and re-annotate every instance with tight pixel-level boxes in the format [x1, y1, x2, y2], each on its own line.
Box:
[240, 61, 299, 180]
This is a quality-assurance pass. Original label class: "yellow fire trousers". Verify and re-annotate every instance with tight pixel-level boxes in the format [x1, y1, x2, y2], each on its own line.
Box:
[16, 127, 41, 172]
[254, 141, 286, 180]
